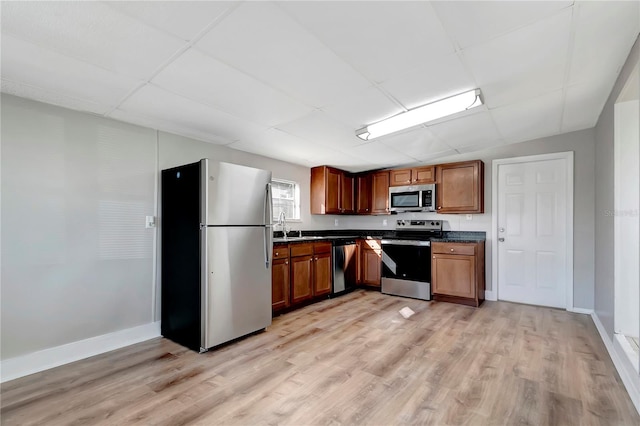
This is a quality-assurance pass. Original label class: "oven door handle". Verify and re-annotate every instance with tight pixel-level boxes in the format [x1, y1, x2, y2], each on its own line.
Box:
[381, 239, 431, 247]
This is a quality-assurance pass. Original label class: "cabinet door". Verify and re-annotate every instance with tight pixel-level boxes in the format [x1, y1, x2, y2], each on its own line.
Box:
[341, 173, 355, 214]
[371, 172, 390, 214]
[436, 160, 484, 213]
[432, 254, 476, 298]
[325, 168, 341, 214]
[412, 166, 435, 184]
[356, 174, 371, 214]
[313, 252, 332, 296]
[291, 255, 313, 304]
[272, 257, 290, 312]
[361, 248, 381, 286]
[389, 169, 412, 186]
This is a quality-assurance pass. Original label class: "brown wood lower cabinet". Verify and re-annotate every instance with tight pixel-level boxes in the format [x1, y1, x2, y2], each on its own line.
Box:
[272, 241, 332, 314]
[360, 239, 382, 287]
[431, 241, 485, 307]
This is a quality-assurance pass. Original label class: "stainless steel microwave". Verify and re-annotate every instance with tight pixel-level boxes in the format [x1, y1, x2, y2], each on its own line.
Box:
[389, 184, 436, 212]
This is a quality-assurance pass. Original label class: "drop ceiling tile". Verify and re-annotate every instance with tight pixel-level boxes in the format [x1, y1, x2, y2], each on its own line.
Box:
[230, 128, 359, 167]
[321, 87, 400, 129]
[428, 111, 502, 149]
[569, 0, 640, 86]
[309, 151, 380, 172]
[562, 78, 616, 133]
[1, 34, 141, 109]
[432, 1, 573, 49]
[491, 90, 564, 143]
[276, 111, 364, 150]
[379, 54, 476, 110]
[153, 48, 312, 127]
[105, 1, 235, 41]
[1, 2, 185, 79]
[1, 79, 110, 116]
[342, 141, 417, 168]
[279, 1, 454, 83]
[462, 9, 572, 109]
[116, 84, 267, 144]
[378, 127, 451, 161]
[195, 2, 370, 107]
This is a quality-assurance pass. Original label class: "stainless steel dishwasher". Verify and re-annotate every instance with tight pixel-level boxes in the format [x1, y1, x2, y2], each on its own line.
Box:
[332, 239, 357, 296]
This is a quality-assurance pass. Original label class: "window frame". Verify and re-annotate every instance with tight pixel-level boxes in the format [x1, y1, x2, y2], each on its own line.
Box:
[271, 178, 301, 222]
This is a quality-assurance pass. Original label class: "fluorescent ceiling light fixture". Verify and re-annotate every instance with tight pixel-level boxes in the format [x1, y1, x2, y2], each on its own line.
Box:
[356, 89, 483, 141]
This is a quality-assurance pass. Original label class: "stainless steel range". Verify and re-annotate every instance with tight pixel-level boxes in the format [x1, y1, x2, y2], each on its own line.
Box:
[381, 220, 442, 301]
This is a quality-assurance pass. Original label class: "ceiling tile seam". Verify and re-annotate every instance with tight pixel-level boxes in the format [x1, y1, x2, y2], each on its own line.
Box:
[429, 3, 506, 148]
[0, 31, 148, 87]
[187, 45, 319, 112]
[111, 108, 236, 146]
[273, 1, 409, 112]
[100, 1, 236, 44]
[104, 2, 245, 117]
[0, 77, 110, 114]
[443, 1, 577, 52]
[558, 4, 579, 133]
[116, 81, 271, 133]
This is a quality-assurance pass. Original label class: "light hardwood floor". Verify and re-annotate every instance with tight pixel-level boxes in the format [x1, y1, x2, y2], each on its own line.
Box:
[1, 290, 638, 425]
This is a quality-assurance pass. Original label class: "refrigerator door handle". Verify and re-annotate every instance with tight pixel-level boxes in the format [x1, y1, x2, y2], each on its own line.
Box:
[264, 183, 272, 269]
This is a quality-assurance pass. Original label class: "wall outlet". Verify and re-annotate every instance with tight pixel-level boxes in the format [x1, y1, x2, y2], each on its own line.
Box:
[145, 215, 156, 228]
[382, 219, 388, 226]
[466, 214, 473, 221]
[334, 218, 339, 226]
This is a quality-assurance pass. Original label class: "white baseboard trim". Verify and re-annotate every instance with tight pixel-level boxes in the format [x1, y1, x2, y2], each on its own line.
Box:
[1, 321, 161, 383]
[591, 312, 640, 415]
[567, 307, 594, 315]
[484, 290, 497, 301]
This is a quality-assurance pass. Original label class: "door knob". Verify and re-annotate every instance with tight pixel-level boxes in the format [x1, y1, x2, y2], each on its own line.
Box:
[498, 238, 505, 242]
[499, 227, 505, 233]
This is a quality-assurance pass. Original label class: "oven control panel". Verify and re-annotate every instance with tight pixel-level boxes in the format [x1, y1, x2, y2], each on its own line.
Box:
[395, 219, 442, 231]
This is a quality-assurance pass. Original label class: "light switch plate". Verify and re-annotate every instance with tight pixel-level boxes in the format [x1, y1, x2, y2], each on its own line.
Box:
[383, 219, 388, 226]
[146, 215, 156, 228]
[466, 214, 473, 221]
[334, 219, 339, 226]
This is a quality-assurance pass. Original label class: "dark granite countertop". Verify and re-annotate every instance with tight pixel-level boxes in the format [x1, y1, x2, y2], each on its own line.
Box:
[273, 230, 485, 244]
[430, 231, 486, 243]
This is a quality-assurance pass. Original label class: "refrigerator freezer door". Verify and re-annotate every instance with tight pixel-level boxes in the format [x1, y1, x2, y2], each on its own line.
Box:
[203, 226, 272, 349]
[202, 160, 273, 226]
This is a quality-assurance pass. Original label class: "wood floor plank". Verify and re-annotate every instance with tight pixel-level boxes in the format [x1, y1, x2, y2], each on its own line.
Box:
[1, 290, 638, 425]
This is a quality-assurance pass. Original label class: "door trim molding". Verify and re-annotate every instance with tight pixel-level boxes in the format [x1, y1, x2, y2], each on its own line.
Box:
[491, 151, 574, 310]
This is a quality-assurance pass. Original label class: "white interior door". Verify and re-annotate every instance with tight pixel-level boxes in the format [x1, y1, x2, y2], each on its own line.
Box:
[496, 154, 572, 308]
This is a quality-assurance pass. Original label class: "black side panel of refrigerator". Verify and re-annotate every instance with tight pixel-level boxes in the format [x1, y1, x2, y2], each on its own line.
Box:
[161, 161, 201, 351]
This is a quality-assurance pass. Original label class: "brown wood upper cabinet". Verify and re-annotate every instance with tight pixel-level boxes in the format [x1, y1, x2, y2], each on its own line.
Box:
[311, 166, 354, 214]
[436, 160, 484, 214]
[355, 174, 371, 214]
[389, 165, 435, 186]
[371, 171, 390, 215]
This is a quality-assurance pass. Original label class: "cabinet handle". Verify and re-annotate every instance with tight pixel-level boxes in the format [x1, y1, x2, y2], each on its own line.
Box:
[437, 206, 442, 210]
[275, 252, 279, 256]
[285, 261, 288, 265]
[450, 248, 454, 252]
[314, 257, 318, 261]
[433, 256, 435, 259]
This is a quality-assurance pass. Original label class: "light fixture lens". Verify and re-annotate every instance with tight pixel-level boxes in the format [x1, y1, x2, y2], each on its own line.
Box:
[356, 89, 483, 140]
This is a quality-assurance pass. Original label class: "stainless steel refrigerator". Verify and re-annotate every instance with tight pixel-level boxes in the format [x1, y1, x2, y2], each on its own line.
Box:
[161, 159, 273, 352]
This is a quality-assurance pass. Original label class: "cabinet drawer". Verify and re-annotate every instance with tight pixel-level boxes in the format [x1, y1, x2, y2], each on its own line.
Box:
[432, 242, 476, 256]
[290, 243, 314, 257]
[313, 242, 332, 254]
[273, 245, 289, 259]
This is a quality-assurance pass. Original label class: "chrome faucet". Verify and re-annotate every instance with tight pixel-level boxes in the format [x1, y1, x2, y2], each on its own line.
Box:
[277, 211, 288, 238]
